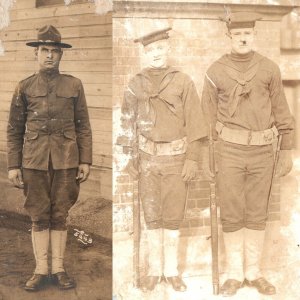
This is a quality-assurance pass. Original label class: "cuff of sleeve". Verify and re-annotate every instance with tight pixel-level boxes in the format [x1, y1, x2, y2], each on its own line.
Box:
[7, 154, 22, 171]
[79, 155, 92, 165]
[186, 139, 207, 161]
[280, 133, 294, 150]
[123, 146, 133, 155]
[186, 151, 199, 161]
[116, 135, 133, 148]
[7, 166, 21, 171]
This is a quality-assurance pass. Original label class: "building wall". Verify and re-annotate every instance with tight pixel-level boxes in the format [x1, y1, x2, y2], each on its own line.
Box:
[280, 9, 300, 150]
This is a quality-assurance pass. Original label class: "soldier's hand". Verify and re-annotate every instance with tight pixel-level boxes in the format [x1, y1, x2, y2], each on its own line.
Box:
[8, 169, 24, 189]
[276, 150, 293, 177]
[125, 160, 138, 180]
[76, 164, 90, 183]
[181, 159, 198, 182]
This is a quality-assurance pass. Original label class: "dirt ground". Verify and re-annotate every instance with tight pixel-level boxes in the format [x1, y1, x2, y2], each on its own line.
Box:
[0, 225, 112, 300]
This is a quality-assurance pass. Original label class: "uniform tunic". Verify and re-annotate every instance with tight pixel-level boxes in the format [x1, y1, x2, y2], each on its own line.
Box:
[201, 51, 294, 232]
[119, 66, 207, 229]
[7, 70, 92, 229]
[7, 70, 92, 170]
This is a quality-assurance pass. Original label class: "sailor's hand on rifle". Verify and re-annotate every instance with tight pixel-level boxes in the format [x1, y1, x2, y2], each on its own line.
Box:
[125, 160, 139, 180]
[8, 168, 24, 189]
[276, 150, 293, 177]
[182, 159, 198, 181]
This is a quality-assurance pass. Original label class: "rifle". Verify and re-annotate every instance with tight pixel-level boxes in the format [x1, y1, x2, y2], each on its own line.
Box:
[132, 177, 141, 288]
[266, 134, 282, 214]
[132, 123, 141, 288]
[209, 124, 219, 295]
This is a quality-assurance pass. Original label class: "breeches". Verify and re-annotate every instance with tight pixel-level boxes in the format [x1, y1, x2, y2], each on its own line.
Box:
[139, 152, 186, 230]
[23, 161, 79, 231]
[217, 141, 274, 232]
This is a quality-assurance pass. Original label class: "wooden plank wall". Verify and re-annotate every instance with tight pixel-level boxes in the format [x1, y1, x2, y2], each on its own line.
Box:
[0, 0, 112, 200]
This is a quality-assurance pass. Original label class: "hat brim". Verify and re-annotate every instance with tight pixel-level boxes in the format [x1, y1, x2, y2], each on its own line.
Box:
[26, 41, 72, 48]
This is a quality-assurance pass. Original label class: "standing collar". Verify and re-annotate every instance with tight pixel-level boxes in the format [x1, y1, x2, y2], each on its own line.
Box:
[38, 68, 60, 80]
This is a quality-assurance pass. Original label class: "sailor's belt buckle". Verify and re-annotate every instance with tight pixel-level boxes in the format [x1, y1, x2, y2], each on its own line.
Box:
[172, 139, 184, 151]
[143, 139, 156, 154]
[139, 136, 186, 155]
[263, 130, 274, 143]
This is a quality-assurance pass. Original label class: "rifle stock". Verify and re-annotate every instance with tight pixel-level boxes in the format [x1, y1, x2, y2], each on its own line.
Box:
[209, 125, 219, 295]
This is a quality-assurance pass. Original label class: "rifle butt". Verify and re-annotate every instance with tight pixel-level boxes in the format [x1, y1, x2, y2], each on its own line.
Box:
[210, 181, 219, 295]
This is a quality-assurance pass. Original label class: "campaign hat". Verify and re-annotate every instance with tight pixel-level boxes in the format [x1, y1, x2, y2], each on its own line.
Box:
[26, 25, 72, 48]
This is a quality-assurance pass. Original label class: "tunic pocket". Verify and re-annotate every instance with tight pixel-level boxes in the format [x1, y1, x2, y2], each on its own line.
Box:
[63, 131, 76, 141]
[25, 131, 39, 141]
[56, 86, 78, 99]
[23, 131, 39, 160]
[56, 88, 78, 119]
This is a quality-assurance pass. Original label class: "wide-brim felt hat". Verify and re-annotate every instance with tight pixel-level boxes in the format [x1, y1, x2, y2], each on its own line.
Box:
[26, 25, 72, 48]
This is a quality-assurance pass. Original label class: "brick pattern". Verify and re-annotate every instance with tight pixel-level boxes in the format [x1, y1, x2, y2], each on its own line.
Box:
[281, 9, 300, 49]
[113, 15, 283, 234]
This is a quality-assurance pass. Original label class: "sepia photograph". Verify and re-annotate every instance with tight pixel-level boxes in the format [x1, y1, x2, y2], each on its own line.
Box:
[2, 0, 300, 299]
[0, 0, 112, 299]
[113, 1, 300, 299]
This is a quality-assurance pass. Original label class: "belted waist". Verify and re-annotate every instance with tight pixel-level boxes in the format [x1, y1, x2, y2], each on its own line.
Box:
[216, 121, 278, 146]
[138, 135, 187, 156]
[25, 118, 75, 134]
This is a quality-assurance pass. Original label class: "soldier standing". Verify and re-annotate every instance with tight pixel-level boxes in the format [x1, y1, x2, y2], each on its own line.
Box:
[7, 25, 92, 291]
[118, 27, 208, 292]
[201, 12, 294, 296]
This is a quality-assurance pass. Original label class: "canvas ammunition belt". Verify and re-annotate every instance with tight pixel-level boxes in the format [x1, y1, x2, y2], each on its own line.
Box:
[216, 121, 278, 146]
[138, 135, 187, 156]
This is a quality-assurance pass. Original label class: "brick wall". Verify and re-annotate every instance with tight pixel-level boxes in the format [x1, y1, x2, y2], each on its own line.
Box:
[113, 1, 293, 235]
[280, 10, 300, 152]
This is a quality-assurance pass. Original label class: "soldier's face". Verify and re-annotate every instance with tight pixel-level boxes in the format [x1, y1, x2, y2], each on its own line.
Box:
[36, 45, 63, 71]
[144, 40, 169, 69]
[228, 28, 255, 55]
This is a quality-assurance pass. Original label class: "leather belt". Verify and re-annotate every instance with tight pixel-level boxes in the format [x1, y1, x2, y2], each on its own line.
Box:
[216, 121, 278, 146]
[138, 135, 187, 156]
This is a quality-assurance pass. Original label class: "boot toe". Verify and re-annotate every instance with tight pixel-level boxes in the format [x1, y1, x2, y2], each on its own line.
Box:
[244, 277, 276, 295]
[24, 274, 48, 291]
[140, 276, 161, 292]
[220, 279, 243, 296]
[165, 276, 187, 292]
[52, 272, 76, 290]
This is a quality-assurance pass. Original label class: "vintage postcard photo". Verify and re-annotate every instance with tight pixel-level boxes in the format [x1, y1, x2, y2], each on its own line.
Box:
[0, 1, 112, 299]
[113, 1, 300, 299]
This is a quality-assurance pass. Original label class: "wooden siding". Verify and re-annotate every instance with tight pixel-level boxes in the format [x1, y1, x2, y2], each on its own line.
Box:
[0, 0, 112, 200]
